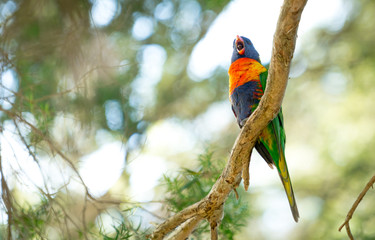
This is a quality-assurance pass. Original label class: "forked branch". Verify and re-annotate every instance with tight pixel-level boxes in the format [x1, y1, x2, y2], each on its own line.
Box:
[150, 0, 308, 239]
[339, 174, 375, 240]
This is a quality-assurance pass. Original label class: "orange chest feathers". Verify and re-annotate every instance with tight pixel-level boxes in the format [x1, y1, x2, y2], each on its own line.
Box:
[228, 58, 267, 96]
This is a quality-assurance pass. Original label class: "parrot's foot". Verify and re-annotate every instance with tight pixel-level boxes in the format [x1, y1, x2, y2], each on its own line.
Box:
[268, 163, 274, 169]
[240, 117, 249, 128]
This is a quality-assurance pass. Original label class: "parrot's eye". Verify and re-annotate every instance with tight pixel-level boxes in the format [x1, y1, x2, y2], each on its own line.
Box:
[235, 35, 245, 55]
[237, 42, 244, 51]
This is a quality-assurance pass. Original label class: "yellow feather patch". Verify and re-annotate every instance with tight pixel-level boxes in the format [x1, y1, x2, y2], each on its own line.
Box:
[279, 154, 295, 206]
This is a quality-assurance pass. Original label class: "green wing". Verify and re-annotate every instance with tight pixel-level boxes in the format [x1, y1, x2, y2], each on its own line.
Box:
[258, 70, 299, 222]
[259, 70, 286, 160]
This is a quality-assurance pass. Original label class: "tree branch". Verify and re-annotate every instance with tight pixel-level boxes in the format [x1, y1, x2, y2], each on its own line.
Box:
[150, 0, 308, 239]
[338, 174, 375, 240]
[164, 216, 202, 240]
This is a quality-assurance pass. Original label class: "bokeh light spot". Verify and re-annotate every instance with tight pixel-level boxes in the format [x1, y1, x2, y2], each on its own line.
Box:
[0, 69, 18, 110]
[91, 0, 118, 27]
[132, 16, 154, 41]
[104, 100, 124, 130]
[0, 0, 17, 22]
[80, 142, 126, 198]
[154, 1, 174, 21]
[130, 44, 166, 109]
[321, 70, 348, 95]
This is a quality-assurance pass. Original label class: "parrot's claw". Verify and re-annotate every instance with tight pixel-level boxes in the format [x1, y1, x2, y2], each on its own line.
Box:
[240, 118, 249, 128]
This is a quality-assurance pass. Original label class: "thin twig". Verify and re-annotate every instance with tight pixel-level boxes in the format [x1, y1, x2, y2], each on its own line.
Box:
[210, 226, 218, 240]
[242, 149, 252, 191]
[81, 192, 89, 240]
[164, 216, 202, 240]
[0, 106, 92, 196]
[0, 147, 13, 240]
[208, 203, 223, 240]
[338, 174, 375, 240]
[138, 205, 166, 221]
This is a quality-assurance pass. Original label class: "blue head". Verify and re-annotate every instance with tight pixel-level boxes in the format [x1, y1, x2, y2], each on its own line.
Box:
[231, 35, 260, 63]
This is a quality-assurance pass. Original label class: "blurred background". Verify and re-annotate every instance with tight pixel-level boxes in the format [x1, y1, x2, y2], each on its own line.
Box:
[1, 0, 375, 239]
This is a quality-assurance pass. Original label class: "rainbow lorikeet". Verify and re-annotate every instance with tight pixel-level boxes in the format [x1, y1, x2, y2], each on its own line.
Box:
[228, 35, 299, 222]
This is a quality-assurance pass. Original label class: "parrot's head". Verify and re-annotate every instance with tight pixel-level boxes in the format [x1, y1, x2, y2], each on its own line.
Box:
[231, 35, 260, 63]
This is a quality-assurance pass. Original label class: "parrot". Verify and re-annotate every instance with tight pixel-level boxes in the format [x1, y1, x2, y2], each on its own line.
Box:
[228, 35, 299, 222]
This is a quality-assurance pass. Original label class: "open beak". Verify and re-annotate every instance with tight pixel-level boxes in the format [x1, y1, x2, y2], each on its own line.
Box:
[236, 35, 245, 55]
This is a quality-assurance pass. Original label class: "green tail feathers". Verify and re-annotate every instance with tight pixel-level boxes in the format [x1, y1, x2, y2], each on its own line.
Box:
[258, 112, 299, 222]
[254, 69, 299, 221]
[277, 157, 300, 222]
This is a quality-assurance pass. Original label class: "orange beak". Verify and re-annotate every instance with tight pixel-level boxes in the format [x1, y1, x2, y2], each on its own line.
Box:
[235, 35, 245, 55]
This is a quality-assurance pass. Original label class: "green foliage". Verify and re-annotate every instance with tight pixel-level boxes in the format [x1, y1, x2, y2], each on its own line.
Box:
[102, 224, 132, 240]
[0, 0, 232, 238]
[12, 197, 51, 239]
[162, 151, 250, 239]
[100, 209, 150, 240]
[163, 152, 221, 212]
